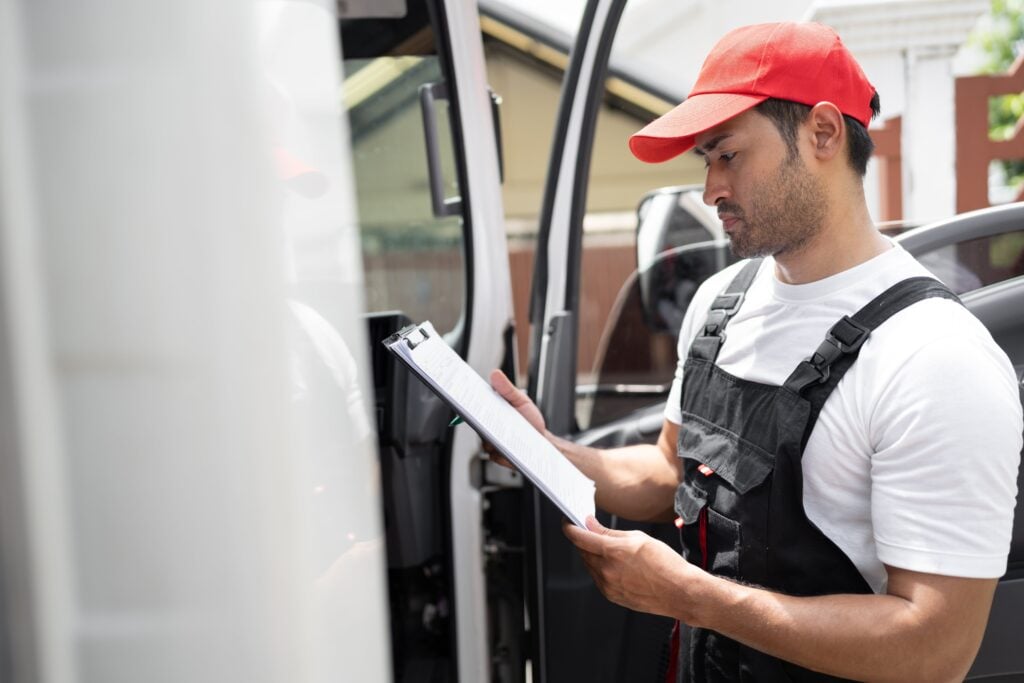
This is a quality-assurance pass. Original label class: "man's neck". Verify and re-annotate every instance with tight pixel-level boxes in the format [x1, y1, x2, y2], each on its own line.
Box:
[772, 198, 889, 285]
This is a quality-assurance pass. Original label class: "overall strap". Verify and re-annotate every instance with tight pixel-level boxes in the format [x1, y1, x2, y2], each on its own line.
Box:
[784, 276, 961, 445]
[689, 258, 763, 362]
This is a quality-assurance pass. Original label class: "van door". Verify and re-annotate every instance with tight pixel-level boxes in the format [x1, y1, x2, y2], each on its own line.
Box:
[338, 1, 512, 681]
[2, 1, 395, 681]
[519, 2, 681, 683]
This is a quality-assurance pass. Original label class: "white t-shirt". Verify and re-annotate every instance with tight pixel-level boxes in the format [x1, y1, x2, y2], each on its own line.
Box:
[664, 243, 1023, 592]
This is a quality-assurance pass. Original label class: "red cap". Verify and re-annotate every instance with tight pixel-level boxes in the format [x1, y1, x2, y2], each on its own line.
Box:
[629, 22, 876, 163]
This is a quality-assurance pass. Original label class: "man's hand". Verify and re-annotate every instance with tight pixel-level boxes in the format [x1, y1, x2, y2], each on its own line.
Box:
[563, 516, 696, 621]
[565, 515, 998, 682]
[484, 369, 548, 468]
[489, 369, 546, 433]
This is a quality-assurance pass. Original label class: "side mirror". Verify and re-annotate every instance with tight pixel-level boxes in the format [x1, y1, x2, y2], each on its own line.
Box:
[636, 186, 727, 331]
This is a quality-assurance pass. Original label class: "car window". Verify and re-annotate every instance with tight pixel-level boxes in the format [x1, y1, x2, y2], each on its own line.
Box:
[340, 3, 467, 334]
[917, 229, 1024, 295]
[583, 241, 735, 429]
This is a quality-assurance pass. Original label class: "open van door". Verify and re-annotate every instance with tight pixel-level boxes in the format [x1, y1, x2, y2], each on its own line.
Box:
[521, 2, 680, 682]
[0, 2, 395, 681]
[338, 1, 514, 681]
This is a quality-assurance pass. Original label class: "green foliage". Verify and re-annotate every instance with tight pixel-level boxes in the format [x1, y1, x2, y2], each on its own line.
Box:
[970, 0, 1024, 187]
[972, 0, 1024, 74]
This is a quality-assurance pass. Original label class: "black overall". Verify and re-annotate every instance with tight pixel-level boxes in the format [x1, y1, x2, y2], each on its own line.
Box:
[671, 259, 959, 682]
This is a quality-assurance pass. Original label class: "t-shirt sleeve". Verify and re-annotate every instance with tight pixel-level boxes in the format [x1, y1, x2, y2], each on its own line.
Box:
[868, 328, 1023, 578]
[664, 350, 686, 425]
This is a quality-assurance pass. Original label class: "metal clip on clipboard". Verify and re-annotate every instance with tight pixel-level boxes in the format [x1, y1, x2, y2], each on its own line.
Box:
[385, 323, 430, 350]
[403, 325, 429, 349]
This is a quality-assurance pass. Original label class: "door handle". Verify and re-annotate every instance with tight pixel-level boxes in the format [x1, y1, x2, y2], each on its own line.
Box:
[418, 81, 462, 218]
[489, 88, 504, 183]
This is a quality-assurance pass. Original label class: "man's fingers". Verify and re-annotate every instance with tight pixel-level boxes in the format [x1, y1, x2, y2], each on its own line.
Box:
[488, 450, 515, 469]
[563, 517, 609, 555]
[489, 369, 547, 434]
[480, 437, 516, 469]
[585, 515, 631, 538]
[490, 369, 526, 406]
[577, 549, 603, 576]
[488, 368, 511, 395]
[489, 369, 535, 413]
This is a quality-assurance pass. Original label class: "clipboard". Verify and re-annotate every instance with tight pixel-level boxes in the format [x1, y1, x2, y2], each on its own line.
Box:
[383, 321, 595, 528]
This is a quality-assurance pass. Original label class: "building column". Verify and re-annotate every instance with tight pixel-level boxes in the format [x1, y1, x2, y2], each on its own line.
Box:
[808, 0, 987, 222]
[903, 45, 959, 221]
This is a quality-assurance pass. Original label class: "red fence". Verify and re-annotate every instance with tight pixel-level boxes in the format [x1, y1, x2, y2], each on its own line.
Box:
[956, 52, 1024, 212]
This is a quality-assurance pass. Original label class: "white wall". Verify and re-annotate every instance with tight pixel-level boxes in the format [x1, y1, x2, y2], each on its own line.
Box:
[811, 0, 988, 222]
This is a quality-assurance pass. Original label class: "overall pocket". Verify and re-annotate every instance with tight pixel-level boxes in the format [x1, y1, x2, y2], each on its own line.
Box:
[675, 411, 775, 580]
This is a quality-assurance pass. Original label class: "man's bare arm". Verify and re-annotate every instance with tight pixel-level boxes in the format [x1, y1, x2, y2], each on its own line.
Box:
[567, 518, 998, 683]
[489, 370, 680, 522]
[549, 423, 680, 522]
[693, 565, 996, 682]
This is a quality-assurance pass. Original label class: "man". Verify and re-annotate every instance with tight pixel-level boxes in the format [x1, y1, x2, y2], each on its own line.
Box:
[491, 22, 1023, 682]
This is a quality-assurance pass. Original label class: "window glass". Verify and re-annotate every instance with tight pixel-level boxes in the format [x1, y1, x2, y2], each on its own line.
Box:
[341, 4, 466, 333]
[572, 40, 707, 431]
[917, 229, 1024, 295]
[576, 184, 721, 431]
[585, 241, 735, 428]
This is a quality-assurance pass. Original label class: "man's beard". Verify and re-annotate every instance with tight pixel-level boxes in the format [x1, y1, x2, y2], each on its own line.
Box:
[719, 154, 827, 259]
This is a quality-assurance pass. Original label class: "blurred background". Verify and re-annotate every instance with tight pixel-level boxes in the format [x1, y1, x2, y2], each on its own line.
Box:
[354, 0, 1024, 386]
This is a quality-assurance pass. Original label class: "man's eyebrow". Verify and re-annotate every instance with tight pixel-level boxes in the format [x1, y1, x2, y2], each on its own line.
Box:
[693, 134, 732, 156]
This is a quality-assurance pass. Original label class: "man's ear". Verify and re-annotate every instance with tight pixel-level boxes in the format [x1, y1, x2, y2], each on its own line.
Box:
[806, 102, 844, 162]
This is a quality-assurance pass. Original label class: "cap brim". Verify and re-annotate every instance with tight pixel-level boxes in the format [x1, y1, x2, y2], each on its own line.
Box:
[629, 92, 768, 163]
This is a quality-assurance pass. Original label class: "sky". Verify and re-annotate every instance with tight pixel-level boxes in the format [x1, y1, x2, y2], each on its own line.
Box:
[484, 0, 815, 99]
[483, 0, 991, 105]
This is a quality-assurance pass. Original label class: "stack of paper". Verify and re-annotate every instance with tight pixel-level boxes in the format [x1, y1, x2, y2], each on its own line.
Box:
[384, 321, 595, 528]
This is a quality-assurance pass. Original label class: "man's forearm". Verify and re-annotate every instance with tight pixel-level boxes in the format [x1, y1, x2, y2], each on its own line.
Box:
[485, 370, 681, 521]
[679, 569, 994, 683]
[550, 435, 679, 522]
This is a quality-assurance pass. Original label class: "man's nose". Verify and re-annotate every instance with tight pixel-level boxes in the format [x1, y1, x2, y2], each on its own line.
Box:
[703, 170, 730, 207]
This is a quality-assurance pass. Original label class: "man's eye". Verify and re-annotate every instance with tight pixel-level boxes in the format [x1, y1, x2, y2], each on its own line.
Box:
[702, 152, 734, 169]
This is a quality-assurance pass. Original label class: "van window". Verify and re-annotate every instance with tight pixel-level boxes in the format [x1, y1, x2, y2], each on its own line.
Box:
[571, 37, 706, 430]
[341, 3, 467, 333]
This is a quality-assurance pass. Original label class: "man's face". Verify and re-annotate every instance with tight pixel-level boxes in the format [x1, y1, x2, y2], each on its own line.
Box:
[694, 109, 826, 259]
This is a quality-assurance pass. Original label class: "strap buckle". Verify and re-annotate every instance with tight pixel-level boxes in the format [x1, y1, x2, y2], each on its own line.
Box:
[785, 316, 872, 393]
[807, 316, 871, 383]
[703, 293, 744, 337]
[711, 292, 744, 315]
[703, 309, 728, 337]
[828, 315, 869, 353]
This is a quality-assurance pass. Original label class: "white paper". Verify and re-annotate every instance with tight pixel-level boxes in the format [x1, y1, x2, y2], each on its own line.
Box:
[385, 321, 595, 528]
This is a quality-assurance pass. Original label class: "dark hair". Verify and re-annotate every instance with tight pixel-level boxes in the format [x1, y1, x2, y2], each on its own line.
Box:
[754, 92, 880, 176]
